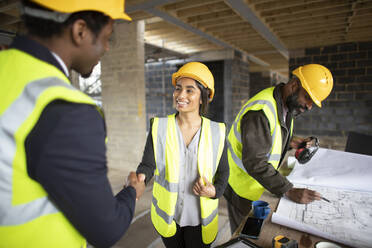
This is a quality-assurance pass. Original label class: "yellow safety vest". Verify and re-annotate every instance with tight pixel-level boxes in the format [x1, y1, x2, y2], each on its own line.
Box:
[227, 87, 293, 201]
[150, 114, 225, 244]
[0, 49, 101, 247]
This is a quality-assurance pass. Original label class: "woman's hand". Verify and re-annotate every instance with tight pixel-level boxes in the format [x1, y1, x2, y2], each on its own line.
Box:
[126, 172, 146, 201]
[137, 173, 146, 183]
[193, 176, 216, 198]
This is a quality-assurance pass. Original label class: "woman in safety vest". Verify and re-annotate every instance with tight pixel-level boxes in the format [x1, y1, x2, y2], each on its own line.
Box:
[136, 62, 229, 248]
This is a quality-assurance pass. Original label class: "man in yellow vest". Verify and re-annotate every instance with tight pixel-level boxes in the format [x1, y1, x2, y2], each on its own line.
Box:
[0, 1, 145, 247]
[224, 64, 334, 234]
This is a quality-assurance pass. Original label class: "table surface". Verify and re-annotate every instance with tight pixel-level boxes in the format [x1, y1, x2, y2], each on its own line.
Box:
[233, 191, 349, 248]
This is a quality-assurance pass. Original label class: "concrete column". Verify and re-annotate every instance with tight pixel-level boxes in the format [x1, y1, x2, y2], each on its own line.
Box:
[100, 21, 146, 174]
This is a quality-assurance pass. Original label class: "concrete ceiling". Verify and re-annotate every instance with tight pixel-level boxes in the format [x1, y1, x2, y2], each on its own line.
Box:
[1, 0, 372, 76]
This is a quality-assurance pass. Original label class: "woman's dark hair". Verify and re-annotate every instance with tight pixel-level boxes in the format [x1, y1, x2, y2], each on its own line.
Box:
[22, 0, 110, 39]
[196, 81, 211, 116]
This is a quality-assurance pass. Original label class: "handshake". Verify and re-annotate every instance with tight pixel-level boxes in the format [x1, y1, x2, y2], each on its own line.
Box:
[125, 172, 146, 201]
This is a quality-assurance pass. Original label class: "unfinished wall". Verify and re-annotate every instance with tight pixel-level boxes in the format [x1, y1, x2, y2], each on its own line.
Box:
[289, 41, 372, 150]
[100, 21, 146, 174]
[224, 51, 250, 127]
[145, 61, 177, 129]
[249, 71, 272, 97]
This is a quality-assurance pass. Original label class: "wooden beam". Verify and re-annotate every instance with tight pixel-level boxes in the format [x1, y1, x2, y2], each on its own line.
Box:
[167, 40, 218, 49]
[284, 36, 346, 46]
[254, 0, 324, 12]
[347, 25, 372, 35]
[251, 50, 279, 55]
[126, 0, 180, 13]
[247, 0, 275, 5]
[0, 0, 19, 13]
[163, 0, 221, 11]
[0, 14, 19, 27]
[276, 23, 347, 36]
[270, 13, 348, 30]
[145, 7, 270, 66]
[222, 35, 266, 43]
[197, 19, 245, 30]
[264, 6, 351, 23]
[146, 21, 176, 30]
[235, 43, 274, 51]
[162, 37, 213, 46]
[195, 16, 243, 29]
[355, 1, 372, 9]
[212, 29, 257, 38]
[204, 23, 251, 33]
[285, 39, 346, 49]
[280, 28, 346, 39]
[145, 34, 198, 44]
[345, 0, 358, 38]
[187, 9, 234, 24]
[260, 0, 350, 18]
[220, 34, 263, 41]
[352, 16, 372, 24]
[146, 31, 196, 40]
[176, 2, 229, 18]
[225, 0, 288, 59]
[354, 8, 372, 16]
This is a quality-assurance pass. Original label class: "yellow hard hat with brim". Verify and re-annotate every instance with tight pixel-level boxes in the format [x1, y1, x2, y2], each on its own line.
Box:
[172, 62, 215, 100]
[30, 0, 131, 21]
[292, 64, 333, 108]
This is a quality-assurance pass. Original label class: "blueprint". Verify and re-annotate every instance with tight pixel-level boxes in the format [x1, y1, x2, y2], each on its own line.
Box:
[272, 148, 372, 248]
[272, 184, 372, 247]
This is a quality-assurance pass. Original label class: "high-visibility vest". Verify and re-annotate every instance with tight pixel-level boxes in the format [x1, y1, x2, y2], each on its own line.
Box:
[0, 48, 101, 247]
[150, 114, 225, 244]
[227, 87, 293, 201]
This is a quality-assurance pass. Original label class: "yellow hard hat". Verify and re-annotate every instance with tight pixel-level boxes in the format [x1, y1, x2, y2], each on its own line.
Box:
[30, 0, 131, 21]
[292, 64, 333, 107]
[172, 62, 215, 100]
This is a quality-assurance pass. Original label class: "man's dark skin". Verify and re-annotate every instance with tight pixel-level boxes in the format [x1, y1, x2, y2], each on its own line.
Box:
[28, 14, 145, 199]
[281, 77, 322, 204]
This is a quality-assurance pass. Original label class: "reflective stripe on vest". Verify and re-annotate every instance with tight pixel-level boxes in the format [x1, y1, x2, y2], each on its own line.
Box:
[228, 99, 280, 174]
[151, 114, 225, 244]
[0, 48, 98, 248]
[228, 87, 292, 201]
[0, 79, 69, 225]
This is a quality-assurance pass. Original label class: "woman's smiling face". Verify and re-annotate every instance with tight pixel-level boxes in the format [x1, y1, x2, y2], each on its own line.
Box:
[173, 77, 202, 114]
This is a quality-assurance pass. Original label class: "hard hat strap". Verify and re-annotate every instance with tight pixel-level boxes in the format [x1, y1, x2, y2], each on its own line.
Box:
[22, 6, 71, 23]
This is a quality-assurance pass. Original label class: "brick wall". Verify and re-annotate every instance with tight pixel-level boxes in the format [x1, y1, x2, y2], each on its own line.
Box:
[230, 51, 250, 125]
[249, 71, 272, 97]
[145, 61, 177, 129]
[100, 21, 146, 172]
[289, 41, 372, 150]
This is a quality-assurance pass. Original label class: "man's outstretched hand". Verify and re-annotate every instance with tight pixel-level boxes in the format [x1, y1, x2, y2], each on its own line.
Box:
[285, 187, 321, 204]
[126, 172, 145, 201]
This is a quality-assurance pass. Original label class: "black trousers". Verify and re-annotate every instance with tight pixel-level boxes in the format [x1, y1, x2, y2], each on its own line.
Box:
[223, 186, 252, 235]
[161, 223, 211, 248]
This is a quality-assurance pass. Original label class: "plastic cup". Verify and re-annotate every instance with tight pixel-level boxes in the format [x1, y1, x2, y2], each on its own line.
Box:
[252, 200, 270, 219]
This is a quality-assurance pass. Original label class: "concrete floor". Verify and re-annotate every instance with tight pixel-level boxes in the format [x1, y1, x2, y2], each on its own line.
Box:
[107, 168, 232, 248]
